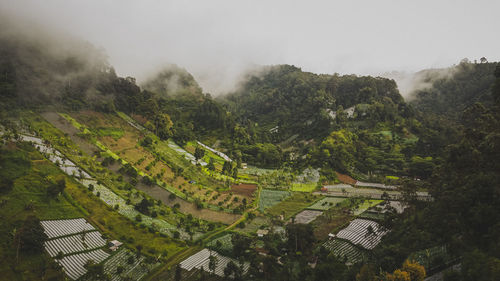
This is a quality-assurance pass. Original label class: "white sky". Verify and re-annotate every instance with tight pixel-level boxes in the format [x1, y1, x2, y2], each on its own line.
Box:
[1, 0, 499, 93]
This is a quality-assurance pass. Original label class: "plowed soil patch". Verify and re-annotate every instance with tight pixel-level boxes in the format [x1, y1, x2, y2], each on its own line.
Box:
[230, 184, 257, 197]
[336, 172, 357, 185]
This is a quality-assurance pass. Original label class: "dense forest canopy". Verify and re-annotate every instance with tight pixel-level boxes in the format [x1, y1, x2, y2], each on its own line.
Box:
[410, 61, 498, 121]
[223, 65, 410, 141]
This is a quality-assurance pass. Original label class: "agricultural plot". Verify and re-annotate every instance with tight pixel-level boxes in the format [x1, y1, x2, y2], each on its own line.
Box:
[322, 238, 366, 264]
[79, 179, 179, 237]
[168, 140, 205, 165]
[335, 219, 388, 250]
[23, 126, 228, 234]
[239, 165, 275, 176]
[58, 249, 110, 280]
[267, 192, 319, 219]
[357, 211, 386, 221]
[206, 233, 234, 255]
[40, 218, 110, 280]
[104, 248, 160, 281]
[180, 248, 249, 277]
[230, 183, 257, 198]
[294, 210, 323, 224]
[69, 112, 245, 210]
[238, 216, 270, 234]
[24, 133, 180, 238]
[41, 218, 96, 239]
[307, 197, 346, 211]
[352, 200, 383, 215]
[291, 183, 317, 192]
[259, 189, 290, 212]
[197, 141, 232, 162]
[45, 231, 107, 256]
[22, 135, 92, 179]
[117, 111, 146, 131]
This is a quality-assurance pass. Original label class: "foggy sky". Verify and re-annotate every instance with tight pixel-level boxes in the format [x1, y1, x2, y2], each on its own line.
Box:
[1, 0, 499, 94]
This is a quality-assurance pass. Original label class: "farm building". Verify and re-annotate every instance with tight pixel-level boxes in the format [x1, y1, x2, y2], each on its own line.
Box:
[108, 240, 123, 251]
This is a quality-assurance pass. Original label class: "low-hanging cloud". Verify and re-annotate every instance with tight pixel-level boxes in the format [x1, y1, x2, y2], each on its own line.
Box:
[1, 0, 499, 95]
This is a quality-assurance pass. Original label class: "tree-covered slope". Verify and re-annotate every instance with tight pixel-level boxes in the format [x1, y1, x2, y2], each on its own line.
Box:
[410, 61, 499, 121]
[224, 65, 412, 142]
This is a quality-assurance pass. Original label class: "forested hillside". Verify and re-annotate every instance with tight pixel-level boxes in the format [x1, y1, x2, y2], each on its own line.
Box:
[224, 65, 411, 142]
[410, 61, 498, 121]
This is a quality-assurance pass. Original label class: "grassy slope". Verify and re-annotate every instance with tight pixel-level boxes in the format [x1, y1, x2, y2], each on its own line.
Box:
[0, 143, 77, 280]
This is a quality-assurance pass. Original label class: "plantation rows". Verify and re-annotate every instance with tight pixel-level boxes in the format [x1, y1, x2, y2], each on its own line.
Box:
[259, 189, 290, 212]
[180, 248, 249, 277]
[336, 219, 388, 250]
[58, 249, 110, 280]
[104, 248, 159, 281]
[322, 238, 365, 264]
[45, 231, 107, 256]
[41, 218, 96, 239]
[41, 218, 110, 279]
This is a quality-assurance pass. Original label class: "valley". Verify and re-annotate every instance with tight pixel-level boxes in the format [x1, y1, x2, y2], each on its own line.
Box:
[0, 11, 499, 280]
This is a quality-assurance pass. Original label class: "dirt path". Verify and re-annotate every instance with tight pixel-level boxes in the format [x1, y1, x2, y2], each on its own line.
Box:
[41, 111, 240, 224]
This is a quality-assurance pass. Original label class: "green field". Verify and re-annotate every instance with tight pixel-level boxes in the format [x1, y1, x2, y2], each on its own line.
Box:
[291, 182, 318, 192]
[258, 189, 290, 212]
[267, 192, 320, 219]
[96, 127, 124, 140]
[353, 199, 383, 215]
[308, 197, 346, 211]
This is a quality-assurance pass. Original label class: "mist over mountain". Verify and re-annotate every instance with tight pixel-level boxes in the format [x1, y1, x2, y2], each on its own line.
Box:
[0, 13, 117, 109]
[141, 64, 203, 98]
